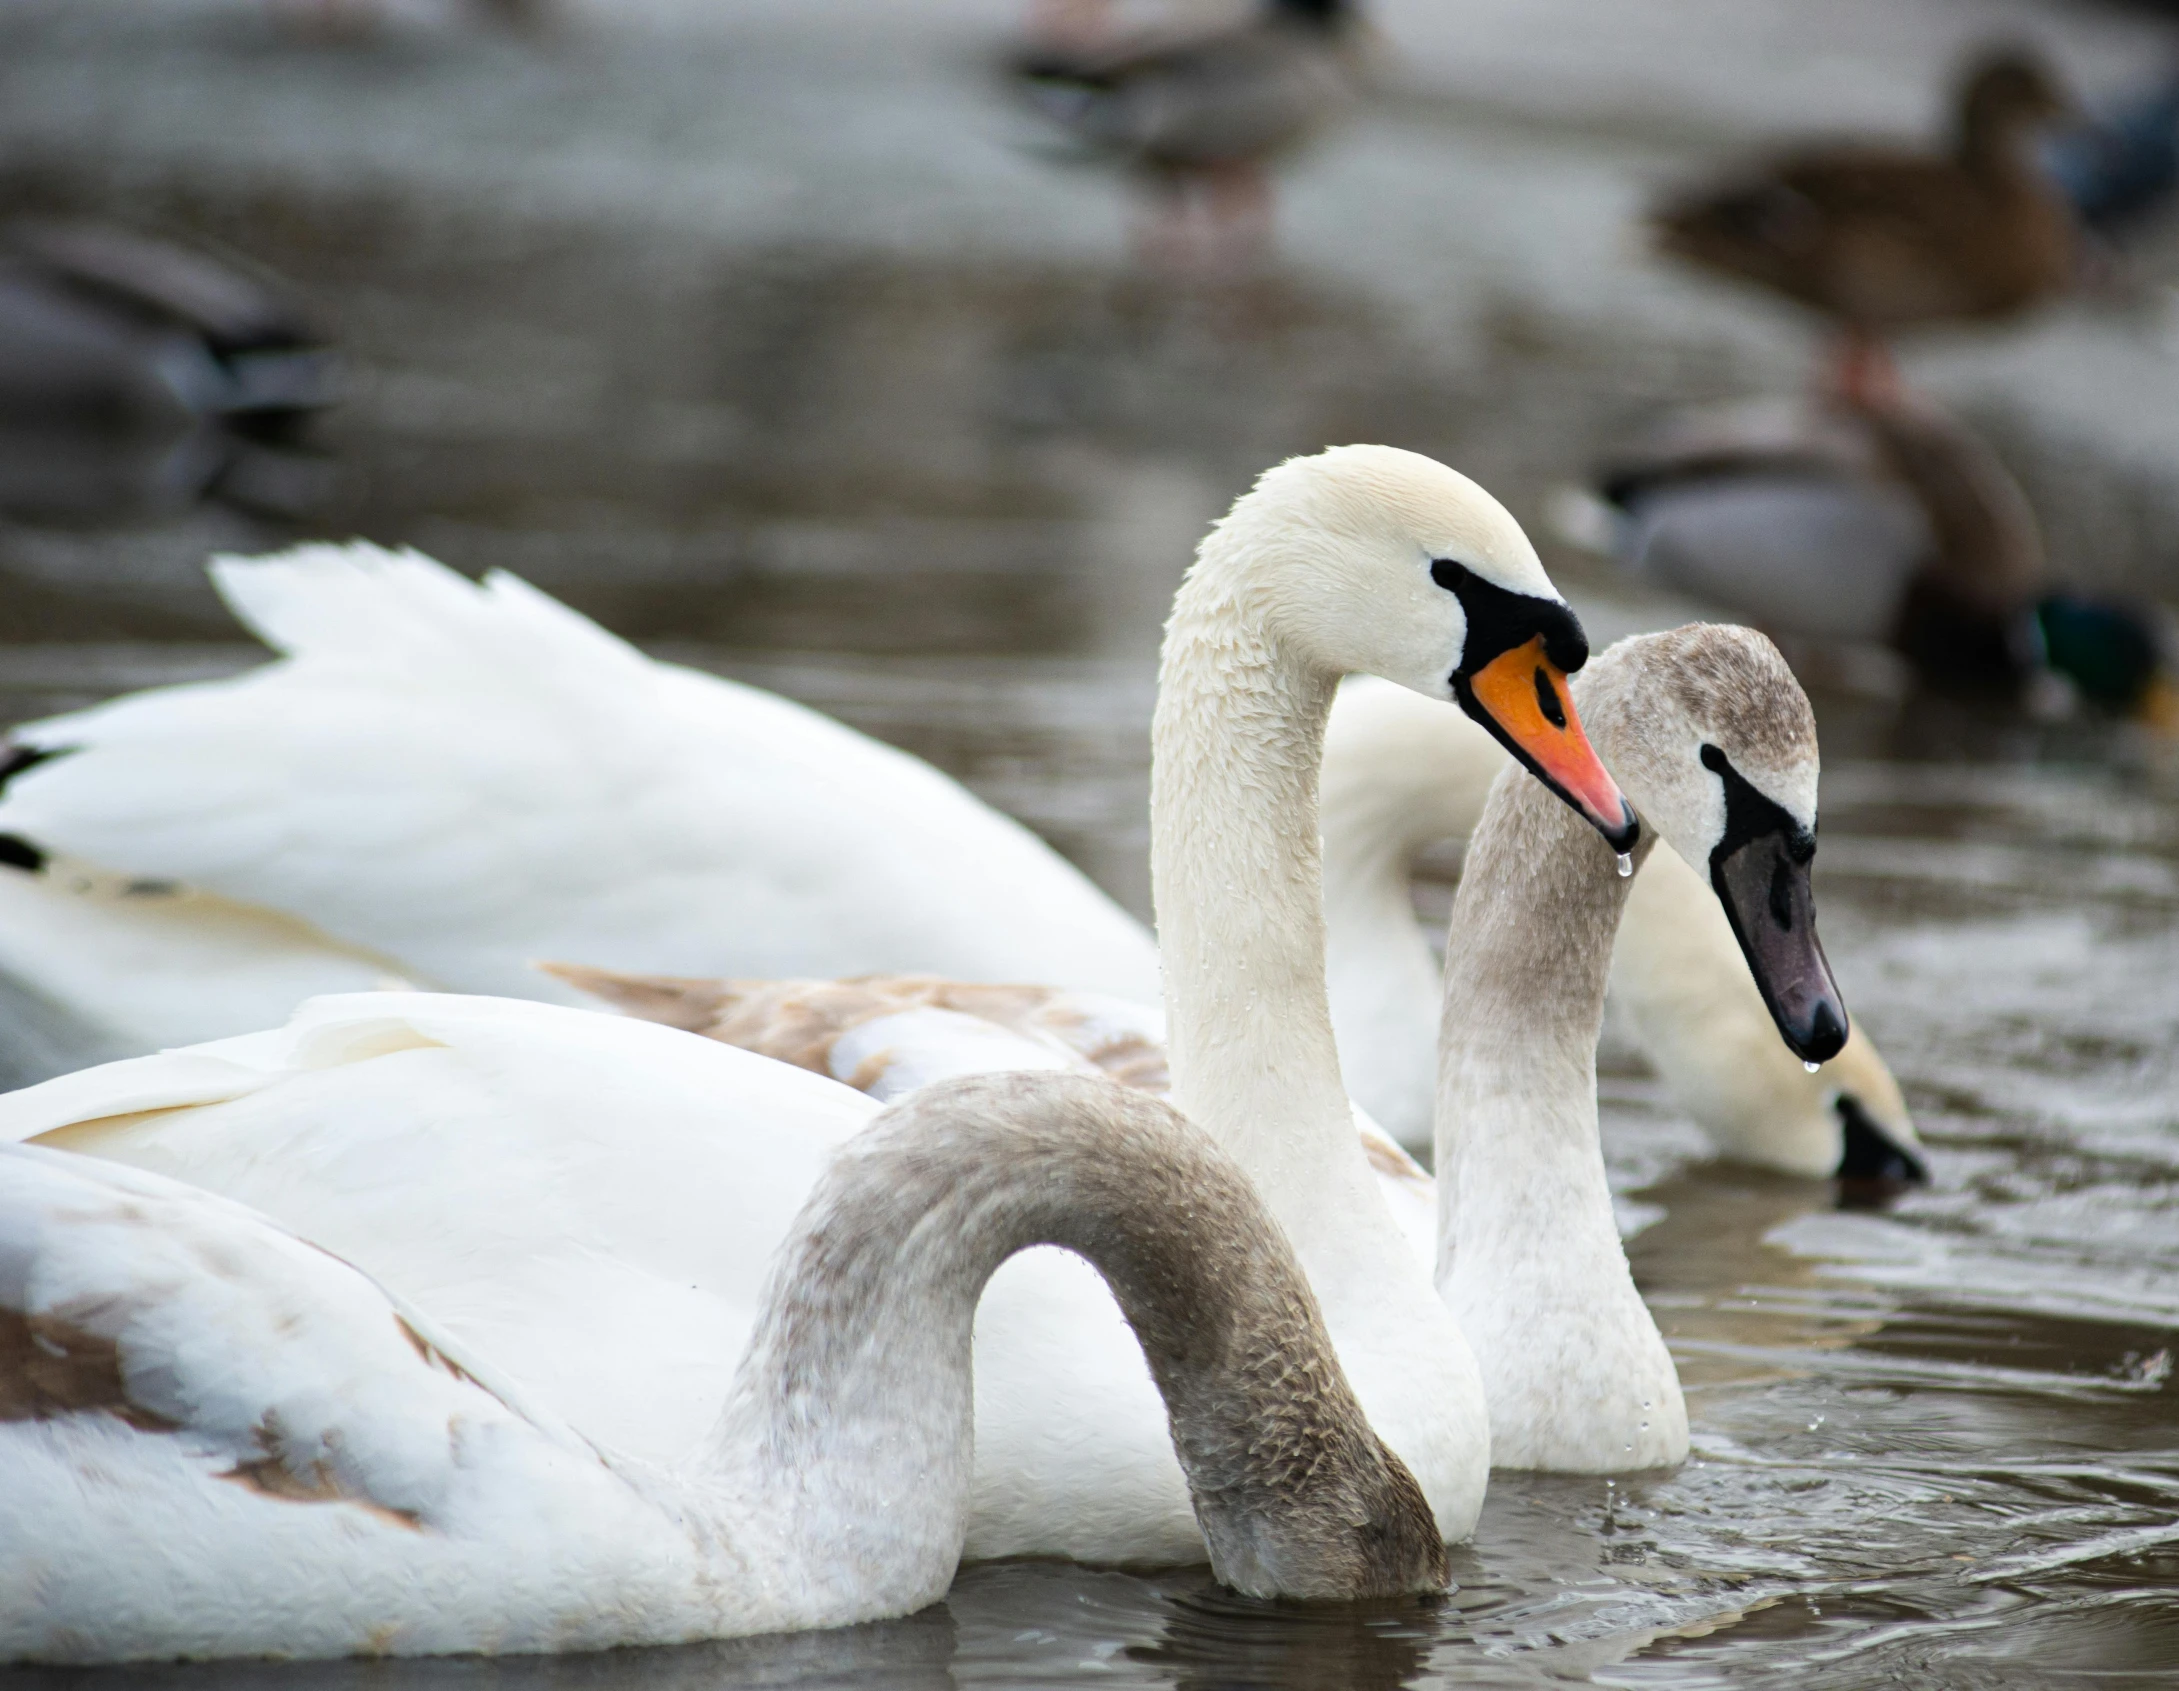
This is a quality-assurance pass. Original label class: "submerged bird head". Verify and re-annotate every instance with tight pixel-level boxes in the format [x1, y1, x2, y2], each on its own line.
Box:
[1201, 444, 1637, 852]
[1574, 626, 1850, 1068]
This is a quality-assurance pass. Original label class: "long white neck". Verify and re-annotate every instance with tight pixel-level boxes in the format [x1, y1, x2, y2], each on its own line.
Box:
[691, 1072, 1443, 1629]
[1149, 548, 1489, 1526]
[1319, 680, 1511, 1150]
[1433, 754, 1687, 1470]
[1150, 565, 1392, 1265]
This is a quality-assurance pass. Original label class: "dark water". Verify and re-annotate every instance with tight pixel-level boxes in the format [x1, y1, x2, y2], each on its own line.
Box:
[6, 62, 2179, 1688]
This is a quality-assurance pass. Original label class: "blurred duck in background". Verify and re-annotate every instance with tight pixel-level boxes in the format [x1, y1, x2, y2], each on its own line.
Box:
[1653, 48, 2077, 402]
[1009, 0, 1366, 272]
[1568, 389, 2175, 722]
[0, 222, 337, 525]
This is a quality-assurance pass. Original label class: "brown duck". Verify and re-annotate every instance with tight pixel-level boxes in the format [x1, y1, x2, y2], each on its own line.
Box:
[1010, 0, 1365, 271]
[1654, 49, 2077, 397]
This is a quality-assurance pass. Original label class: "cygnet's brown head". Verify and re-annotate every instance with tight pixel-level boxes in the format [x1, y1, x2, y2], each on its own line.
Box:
[1573, 625, 1848, 1066]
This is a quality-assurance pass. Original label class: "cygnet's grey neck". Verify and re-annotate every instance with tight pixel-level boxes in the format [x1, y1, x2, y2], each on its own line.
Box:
[1433, 704, 1689, 1470]
[708, 1071, 1447, 1615]
[1436, 763, 1637, 1258]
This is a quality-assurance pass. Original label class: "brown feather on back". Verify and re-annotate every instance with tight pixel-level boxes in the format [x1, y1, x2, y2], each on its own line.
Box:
[540, 963, 1171, 1095]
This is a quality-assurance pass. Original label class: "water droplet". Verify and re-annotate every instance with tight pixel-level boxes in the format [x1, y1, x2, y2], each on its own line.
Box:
[1614, 851, 1633, 878]
[1804, 1060, 1821, 1073]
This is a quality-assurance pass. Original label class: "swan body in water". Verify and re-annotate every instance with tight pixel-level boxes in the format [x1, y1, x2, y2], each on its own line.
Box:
[0, 445, 1640, 1560]
[0, 543, 1911, 1177]
[563, 626, 1858, 1472]
[0, 1067, 1446, 1662]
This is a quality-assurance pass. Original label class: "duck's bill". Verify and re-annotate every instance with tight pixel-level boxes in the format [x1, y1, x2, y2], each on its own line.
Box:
[1458, 635, 1640, 853]
[1711, 831, 1850, 1064]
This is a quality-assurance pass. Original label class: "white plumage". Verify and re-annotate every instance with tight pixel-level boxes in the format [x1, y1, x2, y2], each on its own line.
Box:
[0, 545, 1159, 1053]
[2, 1059, 1445, 1661]
[0, 541, 1914, 1180]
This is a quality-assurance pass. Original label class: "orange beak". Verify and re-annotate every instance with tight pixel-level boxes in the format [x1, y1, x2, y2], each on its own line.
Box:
[1459, 636, 1639, 852]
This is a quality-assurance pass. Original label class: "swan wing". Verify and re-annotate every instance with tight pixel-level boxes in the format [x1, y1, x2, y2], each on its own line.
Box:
[0, 545, 1160, 1029]
[551, 963, 1169, 1094]
[0, 1143, 696, 1662]
[0, 992, 878, 1464]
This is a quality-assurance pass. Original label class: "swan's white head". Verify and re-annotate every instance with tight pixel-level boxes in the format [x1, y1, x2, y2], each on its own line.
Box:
[1574, 625, 1849, 1066]
[1203, 445, 1638, 851]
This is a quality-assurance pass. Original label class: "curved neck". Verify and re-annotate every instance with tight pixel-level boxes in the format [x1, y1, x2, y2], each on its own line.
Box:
[1434, 763, 1640, 1281]
[1150, 565, 1390, 1262]
[701, 1073, 1435, 1619]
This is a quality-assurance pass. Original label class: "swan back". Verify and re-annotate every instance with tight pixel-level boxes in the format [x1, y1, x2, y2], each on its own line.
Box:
[0, 1069, 1445, 1660]
[544, 963, 1169, 1096]
[0, 545, 1161, 1048]
[0, 992, 880, 1467]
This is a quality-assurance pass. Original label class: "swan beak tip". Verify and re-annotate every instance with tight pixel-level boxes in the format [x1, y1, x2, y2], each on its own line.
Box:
[1457, 637, 1637, 851]
[1792, 997, 1850, 1067]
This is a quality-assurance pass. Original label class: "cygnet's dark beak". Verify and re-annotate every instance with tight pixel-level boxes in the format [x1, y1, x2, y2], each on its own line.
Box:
[1701, 744, 1849, 1065]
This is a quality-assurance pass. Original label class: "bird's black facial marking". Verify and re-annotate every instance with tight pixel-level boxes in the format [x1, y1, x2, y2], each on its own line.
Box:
[1834, 1093, 1929, 1207]
[0, 744, 62, 875]
[1701, 742, 1814, 873]
[1429, 559, 1589, 677]
[0, 743, 62, 793]
[1701, 743, 1847, 1063]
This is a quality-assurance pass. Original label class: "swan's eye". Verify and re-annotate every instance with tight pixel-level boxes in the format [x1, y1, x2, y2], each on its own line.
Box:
[1534, 667, 1566, 729]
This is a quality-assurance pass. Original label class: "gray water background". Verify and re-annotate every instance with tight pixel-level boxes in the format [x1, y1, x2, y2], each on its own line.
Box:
[5, 2, 2179, 1683]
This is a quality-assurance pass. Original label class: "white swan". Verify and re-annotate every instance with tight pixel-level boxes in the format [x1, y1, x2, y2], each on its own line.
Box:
[1320, 675, 1922, 1180]
[0, 1067, 1447, 1663]
[0, 540, 1914, 1180]
[0, 445, 1641, 1560]
[555, 628, 1864, 1471]
[0, 544, 1161, 1050]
